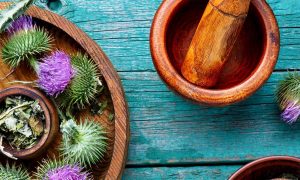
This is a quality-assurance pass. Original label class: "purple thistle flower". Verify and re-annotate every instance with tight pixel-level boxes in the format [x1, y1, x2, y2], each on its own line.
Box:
[7, 15, 34, 35]
[46, 164, 89, 180]
[281, 101, 300, 124]
[38, 51, 74, 97]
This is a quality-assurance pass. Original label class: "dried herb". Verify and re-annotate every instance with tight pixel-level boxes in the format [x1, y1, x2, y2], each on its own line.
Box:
[90, 100, 107, 115]
[0, 95, 45, 150]
[270, 173, 298, 180]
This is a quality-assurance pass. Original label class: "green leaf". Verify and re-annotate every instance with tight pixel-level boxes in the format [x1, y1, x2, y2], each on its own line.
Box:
[0, 0, 35, 32]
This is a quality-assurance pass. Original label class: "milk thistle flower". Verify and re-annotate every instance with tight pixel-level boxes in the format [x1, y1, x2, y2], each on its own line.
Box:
[58, 54, 102, 110]
[46, 164, 88, 180]
[60, 119, 107, 167]
[281, 101, 300, 124]
[276, 73, 300, 124]
[37, 51, 74, 96]
[7, 15, 33, 35]
[35, 159, 90, 180]
[2, 15, 52, 68]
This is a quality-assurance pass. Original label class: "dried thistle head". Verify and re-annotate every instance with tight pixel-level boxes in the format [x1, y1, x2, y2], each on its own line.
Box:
[58, 53, 102, 110]
[0, 163, 30, 180]
[276, 73, 300, 124]
[60, 119, 108, 167]
[35, 159, 90, 180]
[2, 15, 52, 68]
[37, 51, 74, 97]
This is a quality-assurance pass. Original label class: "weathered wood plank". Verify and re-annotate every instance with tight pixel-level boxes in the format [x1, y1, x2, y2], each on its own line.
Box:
[2, 0, 300, 171]
[119, 71, 300, 165]
[32, 0, 300, 71]
[123, 165, 241, 180]
[2, 0, 300, 71]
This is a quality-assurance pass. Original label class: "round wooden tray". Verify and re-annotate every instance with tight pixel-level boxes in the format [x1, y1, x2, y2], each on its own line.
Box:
[0, 3, 129, 179]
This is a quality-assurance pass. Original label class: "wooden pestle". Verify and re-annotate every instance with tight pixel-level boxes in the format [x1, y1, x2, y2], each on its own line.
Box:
[181, 0, 251, 88]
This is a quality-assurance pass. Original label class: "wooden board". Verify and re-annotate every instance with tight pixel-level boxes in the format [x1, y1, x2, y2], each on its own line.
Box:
[0, 2, 129, 180]
[14, 0, 299, 179]
[124, 165, 241, 179]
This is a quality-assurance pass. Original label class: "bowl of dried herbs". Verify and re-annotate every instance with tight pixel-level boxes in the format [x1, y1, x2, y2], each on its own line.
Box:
[0, 85, 59, 160]
[230, 156, 300, 180]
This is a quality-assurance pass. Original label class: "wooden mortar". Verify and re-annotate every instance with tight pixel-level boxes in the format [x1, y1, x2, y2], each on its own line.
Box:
[181, 0, 251, 88]
[150, 0, 280, 106]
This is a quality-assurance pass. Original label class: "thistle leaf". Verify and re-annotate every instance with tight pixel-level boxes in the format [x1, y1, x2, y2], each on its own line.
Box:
[0, 0, 35, 32]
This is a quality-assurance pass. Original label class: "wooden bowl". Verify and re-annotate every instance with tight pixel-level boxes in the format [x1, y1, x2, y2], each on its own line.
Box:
[230, 156, 300, 180]
[0, 85, 58, 159]
[0, 3, 129, 179]
[150, 0, 280, 106]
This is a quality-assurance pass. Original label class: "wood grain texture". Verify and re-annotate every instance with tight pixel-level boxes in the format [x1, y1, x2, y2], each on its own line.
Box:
[124, 165, 240, 180]
[151, 0, 280, 105]
[0, 85, 59, 159]
[122, 71, 300, 166]
[229, 156, 300, 180]
[181, 0, 251, 87]
[0, 2, 129, 179]
[5, 0, 298, 179]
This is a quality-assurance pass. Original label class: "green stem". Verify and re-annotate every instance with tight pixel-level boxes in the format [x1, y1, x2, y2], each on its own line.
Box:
[28, 56, 39, 73]
[49, 97, 68, 123]
[7, 80, 36, 85]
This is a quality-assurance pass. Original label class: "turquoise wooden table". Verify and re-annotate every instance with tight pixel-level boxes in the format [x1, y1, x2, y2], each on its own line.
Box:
[6, 0, 300, 179]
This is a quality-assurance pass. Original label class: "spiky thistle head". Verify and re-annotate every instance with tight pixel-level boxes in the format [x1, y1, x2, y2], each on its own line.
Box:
[2, 16, 52, 68]
[37, 50, 74, 97]
[276, 73, 300, 124]
[35, 159, 90, 180]
[58, 54, 102, 110]
[60, 119, 108, 167]
[0, 163, 30, 180]
[7, 15, 33, 35]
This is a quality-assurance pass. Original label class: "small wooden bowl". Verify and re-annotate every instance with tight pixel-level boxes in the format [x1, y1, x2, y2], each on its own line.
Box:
[0, 85, 59, 159]
[230, 156, 300, 180]
[150, 0, 280, 106]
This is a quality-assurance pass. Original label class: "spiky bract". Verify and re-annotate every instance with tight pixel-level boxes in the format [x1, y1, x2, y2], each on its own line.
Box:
[0, 163, 30, 180]
[60, 119, 107, 167]
[276, 73, 300, 109]
[276, 73, 300, 124]
[35, 159, 90, 180]
[58, 54, 101, 109]
[2, 27, 52, 68]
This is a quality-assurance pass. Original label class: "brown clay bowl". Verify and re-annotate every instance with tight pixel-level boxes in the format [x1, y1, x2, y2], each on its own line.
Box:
[0, 85, 59, 159]
[150, 0, 280, 106]
[230, 156, 300, 180]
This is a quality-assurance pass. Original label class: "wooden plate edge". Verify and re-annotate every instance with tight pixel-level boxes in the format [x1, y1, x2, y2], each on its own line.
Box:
[0, 3, 130, 179]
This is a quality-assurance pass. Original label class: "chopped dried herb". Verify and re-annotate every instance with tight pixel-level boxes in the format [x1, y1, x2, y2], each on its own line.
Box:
[108, 113, 114, 121]
[270, 173, 299, 180]
[0, 95, 45, 150]
[90, 100, 108, 115]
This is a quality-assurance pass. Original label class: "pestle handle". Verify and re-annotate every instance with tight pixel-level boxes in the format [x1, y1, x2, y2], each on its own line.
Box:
[181, 0, 251, 88]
